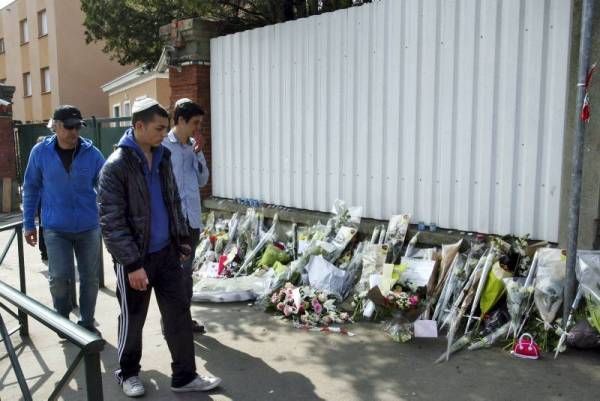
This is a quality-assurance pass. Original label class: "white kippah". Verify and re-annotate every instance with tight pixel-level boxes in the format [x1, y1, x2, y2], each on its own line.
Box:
[175, 98, 193, 107]
[132, 97, 160, 114]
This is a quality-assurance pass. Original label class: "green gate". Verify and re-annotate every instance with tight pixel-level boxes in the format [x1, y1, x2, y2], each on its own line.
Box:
[15, 117, 131, 182]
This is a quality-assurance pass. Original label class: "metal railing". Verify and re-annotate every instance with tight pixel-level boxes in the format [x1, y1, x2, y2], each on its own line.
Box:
[0, 219, 105, 401]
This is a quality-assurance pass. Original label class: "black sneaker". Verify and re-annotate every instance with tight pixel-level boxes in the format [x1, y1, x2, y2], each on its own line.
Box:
[192, 320, 206, 334]
[161, 318, 205, 335]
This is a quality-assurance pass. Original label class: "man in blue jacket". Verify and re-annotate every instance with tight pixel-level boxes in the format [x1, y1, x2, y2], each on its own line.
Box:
[23, 105, 105, 336]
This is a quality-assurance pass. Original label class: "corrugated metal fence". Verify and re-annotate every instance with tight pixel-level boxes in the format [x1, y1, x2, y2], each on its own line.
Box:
[210, 0, 572, 241]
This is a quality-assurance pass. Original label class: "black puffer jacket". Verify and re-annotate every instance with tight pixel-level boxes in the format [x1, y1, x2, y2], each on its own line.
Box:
[98, 140, 189, 273]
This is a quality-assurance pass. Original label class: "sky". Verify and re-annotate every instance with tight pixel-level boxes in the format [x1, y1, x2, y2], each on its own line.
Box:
[0, 0, 13, 8]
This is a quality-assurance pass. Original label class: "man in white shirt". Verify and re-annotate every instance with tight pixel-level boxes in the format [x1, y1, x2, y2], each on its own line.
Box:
[162, 98, 209, 333]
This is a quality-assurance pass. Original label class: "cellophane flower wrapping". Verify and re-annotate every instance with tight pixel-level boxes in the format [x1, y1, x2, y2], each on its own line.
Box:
[503, 277, 533, 337]
[576, 251, 600, 333]
[533, 249, 566, 330]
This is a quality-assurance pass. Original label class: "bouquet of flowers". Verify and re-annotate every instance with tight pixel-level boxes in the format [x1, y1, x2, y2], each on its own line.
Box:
[356, 283, 426, 322]
[504, 277, 534, 338]
[534, 249, 566, 330]
[384, 320, 414, 343]
[267, 282, 352, 327]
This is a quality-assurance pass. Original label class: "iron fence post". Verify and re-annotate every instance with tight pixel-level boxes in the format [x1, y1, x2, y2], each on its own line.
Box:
[0, 312, 32, 401]
[16, 225, 28, 336]
[84, 352, 104, 401]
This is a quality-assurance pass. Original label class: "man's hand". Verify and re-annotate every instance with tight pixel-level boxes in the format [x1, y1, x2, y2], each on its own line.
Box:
[25, 229, 38, 247]
[179, 244, 192, 262]
[128, 268, 149, 291]
[193, 135, 205, 153]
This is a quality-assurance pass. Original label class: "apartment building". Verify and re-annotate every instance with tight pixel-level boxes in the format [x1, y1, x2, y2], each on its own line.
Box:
[101, 67, 171, 120]
[0, 0, 130, 122]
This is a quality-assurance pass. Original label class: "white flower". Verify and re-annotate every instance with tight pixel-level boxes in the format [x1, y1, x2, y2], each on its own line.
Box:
[323, 299, 336, 311]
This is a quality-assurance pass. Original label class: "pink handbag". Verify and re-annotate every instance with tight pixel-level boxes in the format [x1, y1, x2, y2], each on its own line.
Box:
[511, 333, 541, 360]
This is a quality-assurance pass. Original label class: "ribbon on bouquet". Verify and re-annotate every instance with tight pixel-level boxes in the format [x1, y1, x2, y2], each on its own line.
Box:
[580, 63, 597, 122]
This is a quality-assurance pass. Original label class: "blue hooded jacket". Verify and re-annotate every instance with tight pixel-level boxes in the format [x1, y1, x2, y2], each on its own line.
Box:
[118, 129, 171, 253]
[23, 135, 105, 233]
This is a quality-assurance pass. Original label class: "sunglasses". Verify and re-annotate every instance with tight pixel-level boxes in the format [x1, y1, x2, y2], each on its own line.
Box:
[63, 124, 83, 131]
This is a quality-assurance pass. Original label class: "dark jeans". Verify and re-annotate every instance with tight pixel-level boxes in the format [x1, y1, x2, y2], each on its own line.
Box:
[114, 245, 197, 387]
[182, 226, 201, 301]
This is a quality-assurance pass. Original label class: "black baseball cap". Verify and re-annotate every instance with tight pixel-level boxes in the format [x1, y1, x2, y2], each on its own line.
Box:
[52, 105, 86, 127]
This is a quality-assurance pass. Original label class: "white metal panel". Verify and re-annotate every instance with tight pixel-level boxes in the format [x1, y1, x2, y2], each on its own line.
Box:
[210, 0, 572, 241]
[436, 0, 459, 229]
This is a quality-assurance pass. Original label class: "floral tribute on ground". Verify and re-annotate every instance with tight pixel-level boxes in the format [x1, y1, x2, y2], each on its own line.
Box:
[192, 199, 600, 360]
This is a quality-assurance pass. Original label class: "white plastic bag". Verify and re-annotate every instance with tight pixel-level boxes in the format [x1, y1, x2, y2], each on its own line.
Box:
[305, 255, 347, 299]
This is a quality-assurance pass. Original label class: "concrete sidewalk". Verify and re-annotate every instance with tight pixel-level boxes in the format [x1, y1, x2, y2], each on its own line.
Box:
[0, 228, 599, 401]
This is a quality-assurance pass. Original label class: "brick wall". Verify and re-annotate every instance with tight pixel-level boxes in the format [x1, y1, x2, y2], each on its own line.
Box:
[0, 117, 16, 179]
[169, 64, 212, 198]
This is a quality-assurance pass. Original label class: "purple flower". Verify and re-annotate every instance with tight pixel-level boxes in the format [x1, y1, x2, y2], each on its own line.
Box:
[313, 302, 323, 315]
[409, 295, 419, 306]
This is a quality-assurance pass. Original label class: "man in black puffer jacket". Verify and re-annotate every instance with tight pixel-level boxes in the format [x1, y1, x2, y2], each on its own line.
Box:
[98, 98, 221, 398]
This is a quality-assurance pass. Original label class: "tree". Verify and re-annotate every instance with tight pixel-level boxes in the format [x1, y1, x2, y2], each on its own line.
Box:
[80, 0, 206, 67]
[81, 0, 372, 67]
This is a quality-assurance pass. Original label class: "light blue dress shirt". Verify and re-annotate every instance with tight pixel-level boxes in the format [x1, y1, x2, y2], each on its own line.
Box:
[162, 130, 209, 230]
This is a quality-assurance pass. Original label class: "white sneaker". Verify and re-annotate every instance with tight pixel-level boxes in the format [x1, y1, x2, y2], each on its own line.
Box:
[171, 375, 222, 392]
[122, 376, 145, 397]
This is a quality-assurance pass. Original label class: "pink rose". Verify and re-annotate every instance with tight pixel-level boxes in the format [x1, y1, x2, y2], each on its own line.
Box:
[340, 312, 349, 321]
[276, 302, 285, 311]
[313, 302, 323, 315]
[409, 295, 419, 306]
[283, 305, 293, 317]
